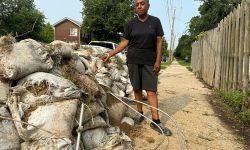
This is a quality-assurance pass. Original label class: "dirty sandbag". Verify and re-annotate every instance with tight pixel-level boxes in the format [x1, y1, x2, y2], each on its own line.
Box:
[81, 45, 108, 57]
[95, 133, 132, 150]
[74, 48, 92, 59]
[97, 66, 108, 74]
[0, 105, 21, 150]
[110, 68, 121, 81]
[61, 63, 101, 97]
[47, 40, 74, 58]
[0, 35, 16, 46]
[80, 116, 108, 132]
[21, 138, 73, 150]
[0, 80, 10, 104]
[106, 93, 128, 123]
[95, 59, 104, 70]
[7, 95, 79, 141]
[80, 102, 106, 124]
[17, 72, 81, 100]
[100, 127, 132, 150]
[71, 55, 86, 74]
[89, 56, 98, 73]
[121, 117, 134, 126]
[0, 39, 53, 80]
[0, 35, 16, 54]
[126, 84, 133, 94]
[113, 82, 126, 92]
[82, 128, 109, 150]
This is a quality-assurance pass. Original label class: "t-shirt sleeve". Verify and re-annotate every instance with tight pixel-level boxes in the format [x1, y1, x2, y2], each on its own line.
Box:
[156, 18, 164, 37]
[123, 23, 130, 40]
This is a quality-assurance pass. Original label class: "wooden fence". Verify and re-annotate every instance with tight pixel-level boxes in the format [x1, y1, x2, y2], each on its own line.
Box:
[191, 0, 250, 109]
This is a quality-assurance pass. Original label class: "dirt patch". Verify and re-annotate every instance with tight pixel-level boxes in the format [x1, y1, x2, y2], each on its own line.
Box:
[207, 93, 250, 149]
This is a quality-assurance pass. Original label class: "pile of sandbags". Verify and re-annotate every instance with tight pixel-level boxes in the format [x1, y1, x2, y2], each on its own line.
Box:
[0, 36, 135, 150]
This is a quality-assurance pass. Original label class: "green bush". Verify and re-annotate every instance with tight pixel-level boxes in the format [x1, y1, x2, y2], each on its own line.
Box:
[215, 90, 243, 112]
[241, 108, 250, 123]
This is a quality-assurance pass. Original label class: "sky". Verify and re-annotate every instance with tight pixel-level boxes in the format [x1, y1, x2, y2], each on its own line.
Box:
[34, 0, 201, 47]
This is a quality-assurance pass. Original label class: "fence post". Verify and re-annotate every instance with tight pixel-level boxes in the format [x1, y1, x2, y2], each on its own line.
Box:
[242, 1, 250, 111]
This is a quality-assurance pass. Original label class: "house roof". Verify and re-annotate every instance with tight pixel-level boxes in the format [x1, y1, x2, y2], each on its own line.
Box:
[53, 17, 82, 27]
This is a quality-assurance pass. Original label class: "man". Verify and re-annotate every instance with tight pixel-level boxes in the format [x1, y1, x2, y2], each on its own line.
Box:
[101, 0, 172, 136]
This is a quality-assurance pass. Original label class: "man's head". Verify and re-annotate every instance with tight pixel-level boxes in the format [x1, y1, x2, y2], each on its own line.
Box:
[135, 0, 150, 16]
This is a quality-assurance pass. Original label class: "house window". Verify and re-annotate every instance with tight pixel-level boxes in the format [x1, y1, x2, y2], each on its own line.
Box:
[69, 28, 78, 36]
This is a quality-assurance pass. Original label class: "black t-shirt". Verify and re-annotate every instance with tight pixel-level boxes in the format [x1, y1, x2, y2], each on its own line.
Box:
[124, 15, 164, 65]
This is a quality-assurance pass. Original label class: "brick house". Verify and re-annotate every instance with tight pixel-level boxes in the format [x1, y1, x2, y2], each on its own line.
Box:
[53, 17, 82, 44]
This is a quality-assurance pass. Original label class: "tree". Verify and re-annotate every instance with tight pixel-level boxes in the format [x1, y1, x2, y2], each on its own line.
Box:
[175, 0, 242, 60]
[81, 0, 135, 42]
[162, 36, 169, 58]
[39, 22, 54, 43]
[0, 0, 45, 41]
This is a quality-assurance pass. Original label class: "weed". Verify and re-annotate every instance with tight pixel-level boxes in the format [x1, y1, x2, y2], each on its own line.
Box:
[160, 61, 171, 69]
[241, 108, 250, 124]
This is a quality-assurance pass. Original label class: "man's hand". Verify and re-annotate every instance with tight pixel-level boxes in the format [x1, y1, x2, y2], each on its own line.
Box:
[101, 53, 110, 62]
[153, 61, 161, 75]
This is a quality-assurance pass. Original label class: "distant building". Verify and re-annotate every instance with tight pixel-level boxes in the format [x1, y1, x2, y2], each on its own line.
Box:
[53, 17, 83, 44]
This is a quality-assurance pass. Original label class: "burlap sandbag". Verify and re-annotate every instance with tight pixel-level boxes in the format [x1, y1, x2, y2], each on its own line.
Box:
[81, 116, 108, 132]
[82, 128, 108, 150]
[7, 95, 79, 141]
[106, 93, 128, 123]
[0, 39, 53, 80]
[21, 138, 73, 150]
[17, 72, 81, 100]
[0, 80, 10, 103]
[47, 40, 74, 58]
[0, 105, 21, 150]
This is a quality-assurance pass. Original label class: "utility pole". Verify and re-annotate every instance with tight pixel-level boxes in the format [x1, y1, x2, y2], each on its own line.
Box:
[169, 8, 176, 62]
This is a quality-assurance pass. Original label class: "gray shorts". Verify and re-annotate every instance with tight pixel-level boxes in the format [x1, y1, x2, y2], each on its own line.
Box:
[128, 64, 158, 91]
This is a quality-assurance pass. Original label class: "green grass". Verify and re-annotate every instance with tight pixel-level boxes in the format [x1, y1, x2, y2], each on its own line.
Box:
[215, 89, 250, 124]
[160, 61, 171, 69]
[177, 59, 192, 71]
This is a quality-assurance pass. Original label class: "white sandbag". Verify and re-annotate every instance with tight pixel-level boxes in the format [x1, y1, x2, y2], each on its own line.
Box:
[120, 76, 127, 84]
[47, 40, 74, 58]
[82, 128, 108, 150]
[121, 117, 134, 126]
[113, 82, 125, 91]
[81, 116, 108, 132]
[120, 70, 128, 77]
[96, 74, 112, 88]
[75, 48, 92, 59]
[82, 102, 106, 123]
[21, 138, 73, 150]
[96, 59, 104, 70]
[110, 68, 121, 81]
[101, 127, 132, 150]
[0, 35, 16, 46]
[73, 55, 86, 74]
[79, 56, 90, 70]
[89, 56, 98, 73]
[126, 84, 133, 94]
[0, 80, 10, 103]
[0, 105, 21, 150]
[97, 67, 108, 74]
[111, 84, 119, 95]
[0, 39, 53, 80]
[107, 102, 127, 123]
[8, 96, 78, 141]
[118, 90, 125, 98]
[17, 72, 81, 100]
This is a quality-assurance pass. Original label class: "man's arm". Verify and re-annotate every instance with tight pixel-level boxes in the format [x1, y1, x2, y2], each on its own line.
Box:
[153, 36, 163, 75]
[101, 39, 129, 62]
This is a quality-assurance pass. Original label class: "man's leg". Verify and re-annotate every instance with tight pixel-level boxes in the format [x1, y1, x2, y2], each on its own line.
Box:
[146, 90, 159, 120]
[134, 90, 143, 112]
[133, 89, 145, 125]
[147, 90, 172, 136]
